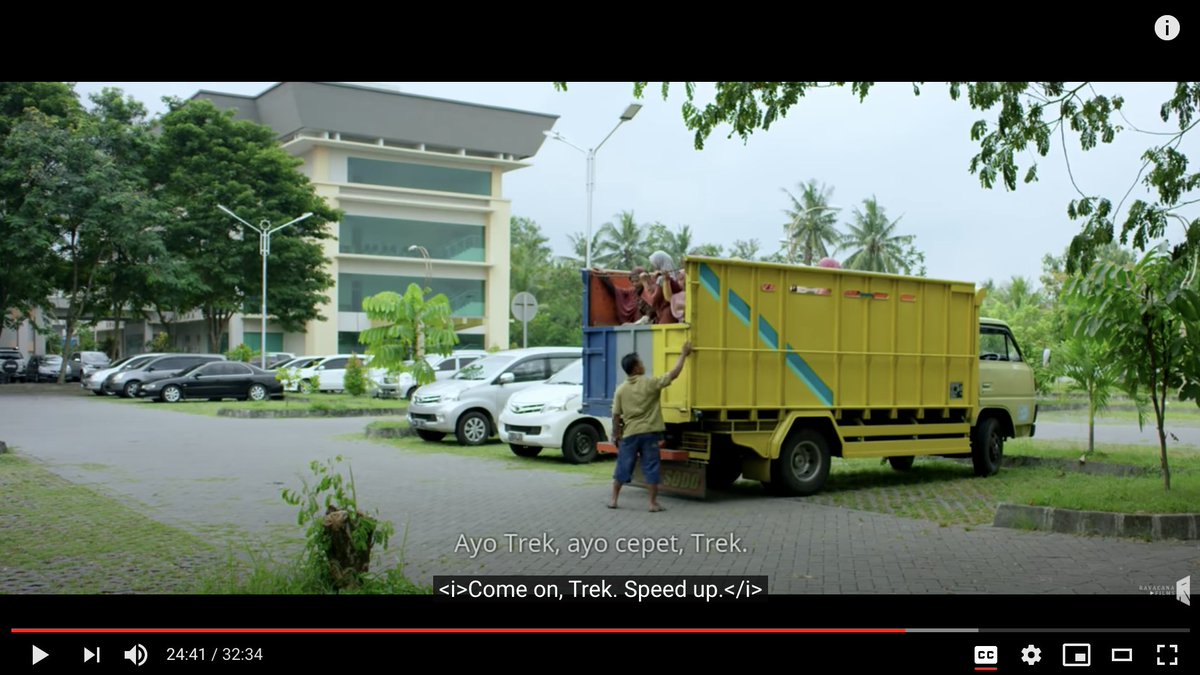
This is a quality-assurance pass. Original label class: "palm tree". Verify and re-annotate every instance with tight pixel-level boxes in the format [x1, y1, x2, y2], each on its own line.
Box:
[594, 210, 645, 270]
[782, 180, 841, 265]
[838, 197, 914, 273]
[565, 230, 603, 267]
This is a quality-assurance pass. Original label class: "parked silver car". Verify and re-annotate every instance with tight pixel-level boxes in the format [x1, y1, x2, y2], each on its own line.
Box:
[82, 354, 165, 395]
[407, 347, 581, 446]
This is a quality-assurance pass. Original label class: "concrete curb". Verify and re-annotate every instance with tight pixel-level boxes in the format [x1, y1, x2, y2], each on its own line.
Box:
[993, 503, 1199, 540]
[217, 408, 406, 419]
[365, 425, 417, 439]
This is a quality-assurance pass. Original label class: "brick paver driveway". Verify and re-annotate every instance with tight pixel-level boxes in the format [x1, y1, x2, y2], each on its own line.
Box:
[1, 387, 1196, 593]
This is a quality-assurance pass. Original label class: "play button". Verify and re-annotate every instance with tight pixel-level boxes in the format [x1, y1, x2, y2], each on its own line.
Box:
[84, 647, 97, 663]
[32, 645, 49, 665]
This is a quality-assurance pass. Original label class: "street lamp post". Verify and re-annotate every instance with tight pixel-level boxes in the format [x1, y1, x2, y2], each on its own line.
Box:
[780, 204, 842, 264]
[544, 103, 642, 269]
[218, 205, 314, 369]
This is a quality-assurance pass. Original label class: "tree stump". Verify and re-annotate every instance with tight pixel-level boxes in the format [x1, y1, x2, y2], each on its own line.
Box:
[322, 505, 375, 589]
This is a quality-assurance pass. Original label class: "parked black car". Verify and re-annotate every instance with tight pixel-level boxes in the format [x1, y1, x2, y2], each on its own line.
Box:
[137, 361, 284, 402]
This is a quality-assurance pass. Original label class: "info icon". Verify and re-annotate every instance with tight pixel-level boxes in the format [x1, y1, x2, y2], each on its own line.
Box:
[1063, 643, 1091, 667]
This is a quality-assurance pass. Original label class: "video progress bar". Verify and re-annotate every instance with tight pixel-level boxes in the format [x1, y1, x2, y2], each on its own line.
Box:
[13, 627, 1188, 635]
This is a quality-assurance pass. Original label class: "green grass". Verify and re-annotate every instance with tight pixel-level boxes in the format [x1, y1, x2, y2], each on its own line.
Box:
[791, 439, 1200, 526]
[0, 452, 219, 593]
[100, 393, 407, 417]
[364, 421, 615, 481]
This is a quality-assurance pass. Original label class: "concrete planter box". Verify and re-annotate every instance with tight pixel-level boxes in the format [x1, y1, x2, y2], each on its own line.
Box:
[365, 425, 416, 439]
[217, 407, 406, 419]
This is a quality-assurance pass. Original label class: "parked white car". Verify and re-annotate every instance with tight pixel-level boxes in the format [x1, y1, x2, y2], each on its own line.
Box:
[369, 350, 489, 399]
[406, 347, 581, 446]
[498, 358, 611, 464]
[293, 354, 372, 393]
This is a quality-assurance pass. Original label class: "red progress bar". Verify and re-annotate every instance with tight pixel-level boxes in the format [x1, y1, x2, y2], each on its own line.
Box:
[975, 669, 998, 672]
[12, 628, 906, 635]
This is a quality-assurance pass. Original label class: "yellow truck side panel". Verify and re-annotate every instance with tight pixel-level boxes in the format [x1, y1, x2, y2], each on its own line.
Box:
[660, 257, 979, 418]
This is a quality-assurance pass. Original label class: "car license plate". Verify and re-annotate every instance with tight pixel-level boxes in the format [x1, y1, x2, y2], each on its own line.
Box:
[508, 431, 524, 442]
[410, 418, 426, 427]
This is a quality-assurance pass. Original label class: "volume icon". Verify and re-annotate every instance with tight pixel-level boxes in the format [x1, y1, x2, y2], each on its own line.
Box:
[124, 644, 147, 667]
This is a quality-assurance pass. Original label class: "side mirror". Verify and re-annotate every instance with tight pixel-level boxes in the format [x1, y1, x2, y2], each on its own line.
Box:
[317, 366, 325, 371]
[193, 373, 203, 379]
[499, 372, 515, 385]
[147, 367, 156, 372]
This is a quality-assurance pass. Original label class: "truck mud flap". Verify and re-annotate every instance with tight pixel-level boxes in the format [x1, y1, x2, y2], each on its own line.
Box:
[598, 442, 708, 498]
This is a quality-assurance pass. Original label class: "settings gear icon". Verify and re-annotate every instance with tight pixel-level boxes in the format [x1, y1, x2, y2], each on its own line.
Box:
[1021, 644, 1042, 665]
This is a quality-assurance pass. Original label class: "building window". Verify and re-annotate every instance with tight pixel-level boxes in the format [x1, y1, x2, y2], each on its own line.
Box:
[338, 331, 364, 355]
[340, 215, 484, 262]
[348, 157, 491, 196]
[338, 273, 485, 318]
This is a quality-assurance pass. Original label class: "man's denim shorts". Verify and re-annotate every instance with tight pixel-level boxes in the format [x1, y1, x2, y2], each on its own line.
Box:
[614, 432, 661, 484]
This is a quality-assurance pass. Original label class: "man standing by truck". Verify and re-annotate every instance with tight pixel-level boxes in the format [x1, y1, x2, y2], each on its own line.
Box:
[609, 342, 693, 512]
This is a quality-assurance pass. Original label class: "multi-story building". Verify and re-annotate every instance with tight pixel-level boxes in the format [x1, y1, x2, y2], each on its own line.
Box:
[120, 81, 554, 357]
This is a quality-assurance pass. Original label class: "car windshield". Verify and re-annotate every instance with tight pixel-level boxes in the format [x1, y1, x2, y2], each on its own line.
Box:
[43, 355, 62, 363]
[547, 359, 583, 385]
[453, 355, 514, 381]
[106, 356, 135, 369]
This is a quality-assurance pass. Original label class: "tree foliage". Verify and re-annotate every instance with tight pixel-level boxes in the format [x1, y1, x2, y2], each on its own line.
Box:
[781, 179, 841, 265]
[358, 283, 457, 387]
[149, 98, 340, 351]
[1066, 244, 1200, 491]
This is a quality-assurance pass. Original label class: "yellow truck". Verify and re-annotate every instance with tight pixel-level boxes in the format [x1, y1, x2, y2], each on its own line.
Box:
[582, 257, 1037, 497]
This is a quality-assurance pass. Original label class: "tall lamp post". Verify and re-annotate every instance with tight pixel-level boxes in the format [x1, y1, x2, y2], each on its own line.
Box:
[544, 103, 642, 269]
[218, 205, 313, 369]
[780, 204, 842, 264]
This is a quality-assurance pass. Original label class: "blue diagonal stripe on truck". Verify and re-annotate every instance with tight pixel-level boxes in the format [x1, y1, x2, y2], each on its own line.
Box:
[757, 315, 779, 350]
[785, 343, 835, 406]
[702, 262, 835, 406]
[728, 289, 751, 326]
[699, 262, 721, 300]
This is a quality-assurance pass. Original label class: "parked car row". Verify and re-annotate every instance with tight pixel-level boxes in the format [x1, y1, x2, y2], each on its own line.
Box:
[0, 350, 112, 383]
[405, 347, 613, 464]
[79, 352, 285, 402]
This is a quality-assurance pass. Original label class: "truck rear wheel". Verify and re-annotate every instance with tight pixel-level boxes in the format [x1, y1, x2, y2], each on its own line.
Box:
[771, 428, 831, 496]
[971, 416, 1004, 477]
[888, 456, 915, 471]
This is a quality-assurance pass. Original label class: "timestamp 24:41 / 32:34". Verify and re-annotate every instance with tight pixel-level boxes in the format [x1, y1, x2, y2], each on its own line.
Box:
[167, 647, 264, 662]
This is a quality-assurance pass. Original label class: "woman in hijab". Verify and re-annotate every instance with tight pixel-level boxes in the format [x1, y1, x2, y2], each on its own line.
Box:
[646, 250, 686, 323]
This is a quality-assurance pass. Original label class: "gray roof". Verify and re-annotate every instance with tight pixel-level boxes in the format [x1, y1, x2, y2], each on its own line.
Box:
[191, 82, 558, 160]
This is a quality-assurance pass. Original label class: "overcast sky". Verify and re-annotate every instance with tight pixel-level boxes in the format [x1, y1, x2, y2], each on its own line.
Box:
[73, 82, 1197, 288]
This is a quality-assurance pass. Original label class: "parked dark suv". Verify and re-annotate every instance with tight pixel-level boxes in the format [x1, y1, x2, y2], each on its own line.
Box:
[103, 353, 226, 398]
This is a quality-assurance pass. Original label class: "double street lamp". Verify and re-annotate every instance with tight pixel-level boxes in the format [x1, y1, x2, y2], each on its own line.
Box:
[218, 205, 313, 369]
[544, 103, 642, 269]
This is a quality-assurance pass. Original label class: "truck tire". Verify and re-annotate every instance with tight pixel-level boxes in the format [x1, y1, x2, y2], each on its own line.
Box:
[888, 456, 915, 471]
[561, 424, 599, 464]
[510, 444, 542, 457]
[416, 429, 446, 442]
[456, 411, 491, 446]
[706, 448, 743, 490]
[971, 416, 1004, 477]
[771, 428, 832, 496]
